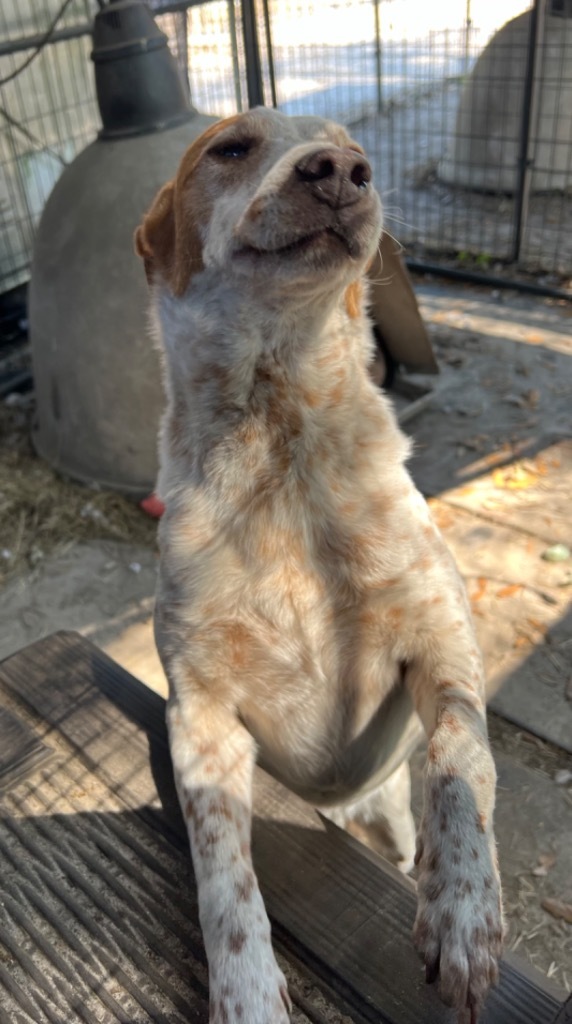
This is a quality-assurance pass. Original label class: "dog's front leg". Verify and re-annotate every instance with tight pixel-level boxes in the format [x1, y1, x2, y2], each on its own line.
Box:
[167, 692, 291, 1024]
[406, 644, 503, 1024]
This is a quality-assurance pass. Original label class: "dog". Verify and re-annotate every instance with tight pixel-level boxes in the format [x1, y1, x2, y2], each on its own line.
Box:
[135, 107, 503, 1024]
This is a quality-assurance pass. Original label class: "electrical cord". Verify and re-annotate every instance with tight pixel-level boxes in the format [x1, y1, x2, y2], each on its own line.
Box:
[0, 0, 82, 87]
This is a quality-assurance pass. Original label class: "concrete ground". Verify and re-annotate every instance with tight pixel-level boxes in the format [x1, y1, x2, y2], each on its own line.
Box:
[0, 277, 571, 997]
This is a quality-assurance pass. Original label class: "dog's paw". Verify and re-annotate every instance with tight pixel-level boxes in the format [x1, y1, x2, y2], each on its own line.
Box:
[206, 900, 291, 1024]
[209, 952, 291, 1024]
[413, 831, 503, 1023]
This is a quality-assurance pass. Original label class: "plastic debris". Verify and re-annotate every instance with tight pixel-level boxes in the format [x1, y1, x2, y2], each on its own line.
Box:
[140, 493, 165, 518]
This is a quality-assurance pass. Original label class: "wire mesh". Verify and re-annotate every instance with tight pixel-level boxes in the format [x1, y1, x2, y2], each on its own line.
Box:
[1, 0, 571, 293]
[0, 1, 99, 292]
[157, 2, 245, 116]
[519, 7, 572, 273]
[0, 0, 244, 295]
[262, 0, 570, 275]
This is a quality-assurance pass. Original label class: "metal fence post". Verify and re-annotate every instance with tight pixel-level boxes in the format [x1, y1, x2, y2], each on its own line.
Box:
[463, 0, 472, 77]
[373, 0, 382, 114]
[261, 0, 277, 108]
[227, 0, 244, 112]
[512, 0, 545, 264]
[241, 0, 265, 107]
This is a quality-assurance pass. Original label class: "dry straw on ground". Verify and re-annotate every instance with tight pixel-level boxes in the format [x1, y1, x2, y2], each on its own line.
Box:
[0, 395, 157, 585]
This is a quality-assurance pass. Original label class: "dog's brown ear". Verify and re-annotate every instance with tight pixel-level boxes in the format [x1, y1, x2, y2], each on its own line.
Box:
[135, 179, 205, 296]
[135, 182, 177, 289]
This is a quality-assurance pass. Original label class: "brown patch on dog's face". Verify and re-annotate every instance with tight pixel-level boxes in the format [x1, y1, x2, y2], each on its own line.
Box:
[134, 114, 243, 295]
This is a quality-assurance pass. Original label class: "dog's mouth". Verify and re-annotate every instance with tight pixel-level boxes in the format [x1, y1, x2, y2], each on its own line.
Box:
[234, 227, 353, 261]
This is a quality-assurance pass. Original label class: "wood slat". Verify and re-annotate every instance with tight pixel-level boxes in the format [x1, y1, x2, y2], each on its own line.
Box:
[0, 631, 566, 1024]
[554, 994, 572, 1023]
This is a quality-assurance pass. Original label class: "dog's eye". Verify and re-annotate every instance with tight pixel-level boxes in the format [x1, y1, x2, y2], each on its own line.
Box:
[210, 139, 253, 160]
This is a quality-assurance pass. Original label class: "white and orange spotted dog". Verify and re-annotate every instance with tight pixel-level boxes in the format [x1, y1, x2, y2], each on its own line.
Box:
[135, 107, 503, 1024]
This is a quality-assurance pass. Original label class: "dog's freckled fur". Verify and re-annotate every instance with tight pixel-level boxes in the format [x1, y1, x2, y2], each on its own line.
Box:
[136, 107, 503, 1024]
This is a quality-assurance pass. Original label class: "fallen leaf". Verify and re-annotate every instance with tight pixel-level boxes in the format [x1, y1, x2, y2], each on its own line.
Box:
[522, 733, 545, 748]
[482, 444, 512, 467]
[492, 465, 539, 490]
[531, 456, 547, 474]
[497, 584, 522, 599]
[525, 618, 549, 635]
[472, 578, 488, 601]
[504, 394, 525, 408]
[532, 853, 557, 876]
[523, 389, 540, 409]
[542, 898, 572, 924]
[460, 435, 488, 452]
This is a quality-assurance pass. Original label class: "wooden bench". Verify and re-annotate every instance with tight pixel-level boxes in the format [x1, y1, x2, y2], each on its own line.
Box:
[0, 631, 568, 1023]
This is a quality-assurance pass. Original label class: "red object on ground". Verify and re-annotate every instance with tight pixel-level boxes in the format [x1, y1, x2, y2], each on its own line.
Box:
[140, 493, 165, 518]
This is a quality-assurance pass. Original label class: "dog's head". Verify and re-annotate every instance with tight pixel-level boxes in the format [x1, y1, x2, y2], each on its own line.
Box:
[135, 107, 382, 306]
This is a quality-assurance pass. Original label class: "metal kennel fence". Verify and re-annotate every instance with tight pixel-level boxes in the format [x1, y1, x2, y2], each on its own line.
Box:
[1, 0, 571, 296]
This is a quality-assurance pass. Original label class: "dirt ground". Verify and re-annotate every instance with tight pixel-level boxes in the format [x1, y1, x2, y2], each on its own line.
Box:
[407, 279, 572, 994]
[0, 275, 571, 1001]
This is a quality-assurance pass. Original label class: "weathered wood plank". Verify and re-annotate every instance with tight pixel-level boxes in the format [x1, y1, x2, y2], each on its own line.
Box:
[554, 993, 572, 1023]
[0, 632, 566, 1024]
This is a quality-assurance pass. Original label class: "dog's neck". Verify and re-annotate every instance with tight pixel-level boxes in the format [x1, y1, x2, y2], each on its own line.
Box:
[154, 274, 395, 500]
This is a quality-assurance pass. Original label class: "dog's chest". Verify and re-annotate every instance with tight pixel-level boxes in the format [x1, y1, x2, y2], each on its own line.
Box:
[159, 364, 429, 799]
[161, 460, 423, 798]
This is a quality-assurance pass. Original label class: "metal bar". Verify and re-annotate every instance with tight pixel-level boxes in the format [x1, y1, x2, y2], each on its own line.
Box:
[405, 259, 572, 302]
[261, 0, 277, 108]
[373, 0, 382, 114]
[175, 10, 191, 97]
[515, 0, 547, 267]
[463, 0, 471, 77]
[0, 0, 209, 58]
[0, 22, 90, 57]
[227, 0, 244, 112]
[3, 108, 36, 253]
[511, 0, 544, 263]
[241, 0, 265, 107]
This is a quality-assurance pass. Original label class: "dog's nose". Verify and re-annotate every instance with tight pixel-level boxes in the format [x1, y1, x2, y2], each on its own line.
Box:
[295, 148, 372, 209]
